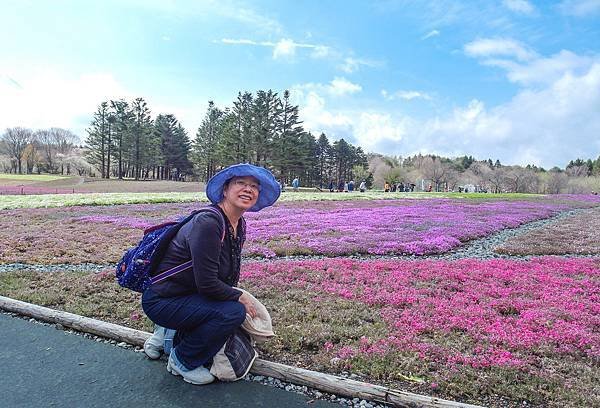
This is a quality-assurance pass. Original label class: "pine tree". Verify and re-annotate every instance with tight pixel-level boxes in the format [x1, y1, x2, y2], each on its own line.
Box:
[109, 99, 132, 179]
[230, 91, 254, 163]
[252, 90, 280, 167]
[130, 98, 153, 180]
[85, 102, 110, 177]
[316, 133, 331, 188]
[272, 90, 304, 181]
[193, 101, 223, 181]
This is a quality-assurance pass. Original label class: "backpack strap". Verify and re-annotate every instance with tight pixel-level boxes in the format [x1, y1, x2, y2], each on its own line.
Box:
[150, 206, 226, 285]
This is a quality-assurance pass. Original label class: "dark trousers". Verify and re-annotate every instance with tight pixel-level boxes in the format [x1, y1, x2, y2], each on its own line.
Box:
[142, 287, 246, 369]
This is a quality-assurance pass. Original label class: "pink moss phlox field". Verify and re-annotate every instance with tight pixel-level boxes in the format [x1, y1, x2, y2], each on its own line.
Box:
[241, 257, 600, 370]
[242, 199, 577, 256]
[74, 215, 154, 230]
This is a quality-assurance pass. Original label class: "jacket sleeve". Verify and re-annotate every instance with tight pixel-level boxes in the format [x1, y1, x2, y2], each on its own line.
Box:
[186, 212, 242, 301]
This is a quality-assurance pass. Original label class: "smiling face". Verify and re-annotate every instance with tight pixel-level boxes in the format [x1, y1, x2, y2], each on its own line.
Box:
[222, 176, 260, 211]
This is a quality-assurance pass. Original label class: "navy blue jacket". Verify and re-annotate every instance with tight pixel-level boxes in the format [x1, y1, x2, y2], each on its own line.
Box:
[151, 205, 243, 301]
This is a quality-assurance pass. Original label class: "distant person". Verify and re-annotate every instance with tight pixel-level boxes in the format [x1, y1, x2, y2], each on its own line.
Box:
[291, 177, 299, 192]
[348, 180, 354, 192]
[142, 164, 280, 385]
[328, 179, 334, 192]
[338, 180, 345, 192]
[410, 183, 416, 192]
[427, 184, 433, 192]
[384, 182, 390, 192]
[359, 180, 366, 192]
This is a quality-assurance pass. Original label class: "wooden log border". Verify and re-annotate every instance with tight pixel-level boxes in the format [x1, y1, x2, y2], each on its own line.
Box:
[0, 295, 484, 408]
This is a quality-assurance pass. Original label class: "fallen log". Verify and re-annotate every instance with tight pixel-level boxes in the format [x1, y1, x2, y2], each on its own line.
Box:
[0, 295, 484, 408]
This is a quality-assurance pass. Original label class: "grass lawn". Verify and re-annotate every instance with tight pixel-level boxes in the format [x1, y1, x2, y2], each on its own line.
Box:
[0, 190, 556, 210]
[0, 173, 72, 182]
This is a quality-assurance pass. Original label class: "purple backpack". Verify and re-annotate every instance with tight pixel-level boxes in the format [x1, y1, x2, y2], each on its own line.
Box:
[115, 207, 225, 293]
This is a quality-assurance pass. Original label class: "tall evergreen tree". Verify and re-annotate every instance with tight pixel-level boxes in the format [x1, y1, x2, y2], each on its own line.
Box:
[110, 99, 131, 179]
[272, 90, 304, 180]
[85, 102, 110, 177]
[230, 91, 254, 163]
[252, 90, 280, 167]
[193, 101, 223, 181]
[130, 98, 153, 180]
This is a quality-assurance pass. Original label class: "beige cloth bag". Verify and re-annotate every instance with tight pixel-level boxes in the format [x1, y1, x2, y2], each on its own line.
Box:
[237, 288, 275, 344]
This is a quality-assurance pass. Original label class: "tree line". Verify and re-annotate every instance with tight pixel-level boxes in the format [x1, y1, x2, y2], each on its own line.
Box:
[0, 127, 82, 175]
[82, 91, 368, 185]
[370, 153, 600, 194]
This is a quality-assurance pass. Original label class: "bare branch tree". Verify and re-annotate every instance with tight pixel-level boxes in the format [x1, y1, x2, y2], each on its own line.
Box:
[487, 167, 506, 193]
[49, 128, 79, 174]
[545, 170, 568, 194]
[0, 127, 32, 174]
[35, 129, 57, 173]
[420, 156, 448, 191]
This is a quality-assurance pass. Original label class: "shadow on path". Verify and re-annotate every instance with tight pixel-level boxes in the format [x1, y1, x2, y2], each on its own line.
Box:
[0, 313, 335, 408]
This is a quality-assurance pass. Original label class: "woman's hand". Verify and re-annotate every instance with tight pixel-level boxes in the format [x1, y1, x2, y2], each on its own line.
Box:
[238, 292, 257, 318]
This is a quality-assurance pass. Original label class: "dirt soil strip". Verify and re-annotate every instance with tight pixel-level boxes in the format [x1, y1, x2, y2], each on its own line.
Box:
[0, 295, 482, 408]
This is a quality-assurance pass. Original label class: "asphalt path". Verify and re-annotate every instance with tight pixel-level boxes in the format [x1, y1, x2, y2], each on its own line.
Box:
[0, 313, 337, 408]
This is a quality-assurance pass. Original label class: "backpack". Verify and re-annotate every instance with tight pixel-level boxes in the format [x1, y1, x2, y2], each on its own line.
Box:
[115, 206, 226, 293]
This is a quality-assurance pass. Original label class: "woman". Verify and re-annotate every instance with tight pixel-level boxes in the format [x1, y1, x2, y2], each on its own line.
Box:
[141, 163, 280, 385]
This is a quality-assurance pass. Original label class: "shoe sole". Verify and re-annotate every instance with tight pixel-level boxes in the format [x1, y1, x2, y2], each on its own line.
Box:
[167, 361, 214, 385]
[144, 349, 162, 359]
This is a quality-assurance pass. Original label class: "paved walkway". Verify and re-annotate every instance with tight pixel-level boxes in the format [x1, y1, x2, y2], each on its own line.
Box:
[0, 313, 336, 407]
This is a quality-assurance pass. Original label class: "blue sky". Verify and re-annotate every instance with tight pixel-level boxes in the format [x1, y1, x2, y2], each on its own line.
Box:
[1, 0, 599, 168]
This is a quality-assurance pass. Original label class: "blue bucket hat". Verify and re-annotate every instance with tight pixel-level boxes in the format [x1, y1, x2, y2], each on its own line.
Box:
[206, 163, 281, 212]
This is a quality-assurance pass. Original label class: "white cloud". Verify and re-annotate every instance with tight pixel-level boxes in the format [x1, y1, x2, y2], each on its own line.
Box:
[466, 37, 598, 86]
[291, 77, 362, 99]
[382, 89, 432, 101]
[0, 69, 131, 140]
[355, 113, 409, 149]
[464, 38, 537, 61]
[273, 38, 297, 59]
[339, 57, 383, 73]
[311, 45, 330, 58]
[294, 55, 600, 168]
[0, 69, 206, 144]
[502, 0, 536, 15]
[328, 78, 362, 96]
[559, 0, 600, 16]
[493, 50, 596, 85]
[421, 30, 440, 40]
[219, 37, 329, 60]
[292, 89, 353, 139]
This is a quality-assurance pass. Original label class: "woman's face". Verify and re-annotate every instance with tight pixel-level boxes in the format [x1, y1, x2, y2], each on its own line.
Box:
[222, 176, 260, 211]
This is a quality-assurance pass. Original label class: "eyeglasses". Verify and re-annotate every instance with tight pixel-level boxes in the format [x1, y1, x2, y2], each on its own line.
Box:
[232, 179, 261, 192]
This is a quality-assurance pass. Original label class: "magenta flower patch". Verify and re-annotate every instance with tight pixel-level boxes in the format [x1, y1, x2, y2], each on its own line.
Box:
[242, 257, 600, 370]
[242, 199, 575, 256]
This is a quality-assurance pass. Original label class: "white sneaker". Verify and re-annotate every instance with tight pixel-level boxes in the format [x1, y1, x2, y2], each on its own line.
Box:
[167, 349, 215, 385]
[144, 325, 165, 360]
